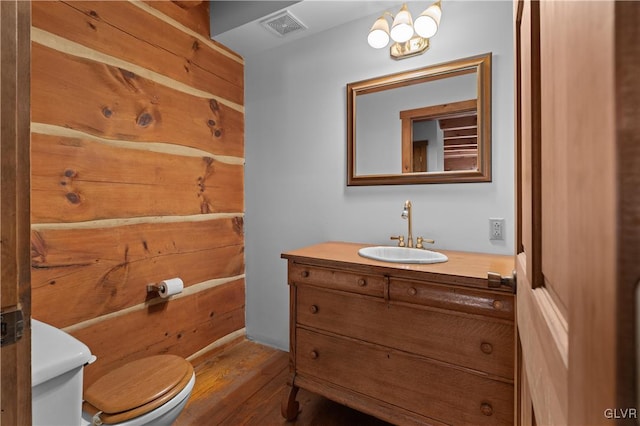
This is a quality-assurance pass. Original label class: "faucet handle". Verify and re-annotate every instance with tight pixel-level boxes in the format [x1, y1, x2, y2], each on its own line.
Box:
[416, 237, 435, 249]
[390, 235, 405, 247]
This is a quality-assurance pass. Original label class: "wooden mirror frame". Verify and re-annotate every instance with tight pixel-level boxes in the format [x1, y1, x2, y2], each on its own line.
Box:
[347, 53, 492, 186]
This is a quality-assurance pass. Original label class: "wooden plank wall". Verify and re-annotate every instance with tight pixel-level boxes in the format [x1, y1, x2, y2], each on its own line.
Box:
[30, 0, 245, 387]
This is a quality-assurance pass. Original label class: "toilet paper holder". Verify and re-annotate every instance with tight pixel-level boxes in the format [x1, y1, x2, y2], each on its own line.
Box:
[146, 283, 163, 293]
[146, 278, 184, 299]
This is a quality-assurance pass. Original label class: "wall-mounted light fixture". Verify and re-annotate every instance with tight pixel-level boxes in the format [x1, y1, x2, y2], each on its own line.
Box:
[367, 1, 442, 60]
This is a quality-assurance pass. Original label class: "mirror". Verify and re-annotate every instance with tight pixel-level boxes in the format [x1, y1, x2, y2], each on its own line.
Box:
[347, 53, 492, 185]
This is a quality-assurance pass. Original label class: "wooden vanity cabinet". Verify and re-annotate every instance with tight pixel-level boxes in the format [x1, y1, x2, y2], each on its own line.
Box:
[282, 242, 515, 426]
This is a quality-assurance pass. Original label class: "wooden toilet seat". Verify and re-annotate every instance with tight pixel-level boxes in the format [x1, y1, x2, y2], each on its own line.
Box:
[83, 355, 194, 425]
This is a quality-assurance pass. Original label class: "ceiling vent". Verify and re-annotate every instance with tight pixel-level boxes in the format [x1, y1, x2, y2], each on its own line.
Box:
[260, 10, 307, 37]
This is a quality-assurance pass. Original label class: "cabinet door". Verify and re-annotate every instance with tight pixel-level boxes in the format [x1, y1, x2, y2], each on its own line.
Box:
[514, 0, 637, 424]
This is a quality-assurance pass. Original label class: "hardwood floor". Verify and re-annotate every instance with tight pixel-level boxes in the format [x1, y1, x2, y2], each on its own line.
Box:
[176, 339, 392, 426]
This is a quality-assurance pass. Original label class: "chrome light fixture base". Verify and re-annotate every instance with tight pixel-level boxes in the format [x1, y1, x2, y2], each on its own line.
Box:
[390, 36, 430, 60]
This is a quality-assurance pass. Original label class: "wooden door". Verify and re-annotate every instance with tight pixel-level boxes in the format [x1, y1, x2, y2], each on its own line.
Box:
[1, 1, 32, 424]
[515, 1, 638, 424]
[412, 140, 427, 172]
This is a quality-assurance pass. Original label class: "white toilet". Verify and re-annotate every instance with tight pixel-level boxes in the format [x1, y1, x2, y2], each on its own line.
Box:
[31, 319, 196, 426]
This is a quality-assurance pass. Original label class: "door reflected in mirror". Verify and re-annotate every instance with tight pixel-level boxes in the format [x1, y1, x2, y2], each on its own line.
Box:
[347, 53, 492, 185]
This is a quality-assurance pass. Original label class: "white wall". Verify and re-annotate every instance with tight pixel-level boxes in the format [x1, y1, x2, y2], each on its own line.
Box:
[244, 1, 514, 349]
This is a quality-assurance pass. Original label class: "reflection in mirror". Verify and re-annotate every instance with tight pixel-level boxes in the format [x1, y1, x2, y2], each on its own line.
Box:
[347, 53, 491, 185]
[401, 99, 478, 173]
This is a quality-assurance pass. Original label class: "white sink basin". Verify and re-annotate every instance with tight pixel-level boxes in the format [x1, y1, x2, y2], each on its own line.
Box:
[358, 246, 448, 264]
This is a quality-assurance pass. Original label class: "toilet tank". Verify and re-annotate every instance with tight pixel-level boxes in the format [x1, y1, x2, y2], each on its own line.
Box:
[32, 319, 95, 426]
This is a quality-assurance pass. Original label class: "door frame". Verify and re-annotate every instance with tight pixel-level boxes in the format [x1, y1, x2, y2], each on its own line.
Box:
[1, 1, 32, 424]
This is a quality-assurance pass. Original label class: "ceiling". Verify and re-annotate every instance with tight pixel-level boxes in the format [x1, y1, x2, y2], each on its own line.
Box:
[210, 1, 403, 58]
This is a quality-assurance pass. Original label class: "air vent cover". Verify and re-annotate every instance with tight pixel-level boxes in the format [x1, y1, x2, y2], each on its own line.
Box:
[260, 10, 307, 37]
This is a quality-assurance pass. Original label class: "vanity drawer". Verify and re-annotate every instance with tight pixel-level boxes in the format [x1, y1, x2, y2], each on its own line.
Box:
[289, 263, 385, 297]
[296, 328, 514, 426]
[389, 278, 514, 320]
[296, 285, 514, 379]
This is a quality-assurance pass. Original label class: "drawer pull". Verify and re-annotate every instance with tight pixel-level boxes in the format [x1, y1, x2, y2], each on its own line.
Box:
[480, 342, 493, 354]
[357, 278, 367, 287]
[310, 350, 318, 359]
[301, 270, 309, 278]
[309, 305, 318, 314]
[492, 300, 504, 310]
[480, 403, 493, 416]
[408, 287, 417, 296]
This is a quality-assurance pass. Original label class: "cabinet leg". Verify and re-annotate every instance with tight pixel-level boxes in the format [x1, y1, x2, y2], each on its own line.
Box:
[281, 382, 300, 421]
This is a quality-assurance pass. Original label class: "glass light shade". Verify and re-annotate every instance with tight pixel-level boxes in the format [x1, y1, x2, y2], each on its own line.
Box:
[390, 4, 414, 43]
[414, 2, 441, 38]
[367, 16, 390, 48]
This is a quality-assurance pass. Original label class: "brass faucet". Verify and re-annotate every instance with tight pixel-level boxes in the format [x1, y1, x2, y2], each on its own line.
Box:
[401, 200, 414, 248]
[390, 200, 435, 249]
[416, 236, 435, 249]
[390, 235, 405, 247]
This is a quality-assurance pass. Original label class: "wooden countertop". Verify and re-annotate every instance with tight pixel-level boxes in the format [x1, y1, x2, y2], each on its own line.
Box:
[282, 241, 515, 291]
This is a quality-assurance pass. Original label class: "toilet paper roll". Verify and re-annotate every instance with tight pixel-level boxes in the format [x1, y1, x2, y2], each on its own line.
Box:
[158, 278, 183, 298]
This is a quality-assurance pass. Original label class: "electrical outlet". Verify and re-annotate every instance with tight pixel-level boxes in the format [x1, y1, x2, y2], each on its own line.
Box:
[489, 218, 504, 241]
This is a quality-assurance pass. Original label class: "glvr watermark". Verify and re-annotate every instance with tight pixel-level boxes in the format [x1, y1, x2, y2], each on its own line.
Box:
[604, 408, 637, 419]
